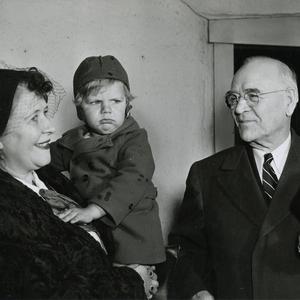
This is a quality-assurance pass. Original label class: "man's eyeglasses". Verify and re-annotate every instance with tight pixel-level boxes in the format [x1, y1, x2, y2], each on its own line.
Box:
[225, 88, 289, 109]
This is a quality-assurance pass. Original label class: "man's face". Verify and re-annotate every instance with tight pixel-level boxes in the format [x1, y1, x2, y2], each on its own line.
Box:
[230, 61, 296, 149]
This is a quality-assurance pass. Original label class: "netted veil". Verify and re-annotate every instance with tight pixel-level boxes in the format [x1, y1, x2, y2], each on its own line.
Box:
[0, 60, 66, 134]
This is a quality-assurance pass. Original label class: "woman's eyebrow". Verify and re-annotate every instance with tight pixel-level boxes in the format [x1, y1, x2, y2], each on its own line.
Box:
[24, 108, 42, 120]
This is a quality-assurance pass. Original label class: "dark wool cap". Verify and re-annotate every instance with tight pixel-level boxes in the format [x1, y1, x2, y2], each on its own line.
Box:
[0, 69, 28, 135]
[73, 55, 130, 97]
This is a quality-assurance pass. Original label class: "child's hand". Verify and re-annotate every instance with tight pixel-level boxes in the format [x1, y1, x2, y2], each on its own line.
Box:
[57, 204, 106, 224]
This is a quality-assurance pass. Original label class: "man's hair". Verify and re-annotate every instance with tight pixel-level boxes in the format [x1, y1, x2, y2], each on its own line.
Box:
[74, 79, 134, 107]
[243, 56, 298, 102]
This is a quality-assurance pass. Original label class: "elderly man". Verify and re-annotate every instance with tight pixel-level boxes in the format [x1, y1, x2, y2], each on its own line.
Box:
[169, 56, 300, 299]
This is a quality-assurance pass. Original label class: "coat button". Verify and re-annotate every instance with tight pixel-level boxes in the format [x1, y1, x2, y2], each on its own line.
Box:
[82, 174, 89, 182]
[98, 167, 106, 174]
[72, 157, 79, 165]
[87, 161, 97, 171]
[104, 191, 112, 201]
[129, 203, 134, 210]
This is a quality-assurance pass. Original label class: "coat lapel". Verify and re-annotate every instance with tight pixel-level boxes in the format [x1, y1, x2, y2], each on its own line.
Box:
[260, 134, 300, 237]
[216, 146, 267, 226]
[60, 117, 139, 157]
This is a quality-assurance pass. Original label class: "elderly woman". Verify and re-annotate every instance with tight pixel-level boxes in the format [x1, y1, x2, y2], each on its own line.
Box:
[0, 68, 158, 299]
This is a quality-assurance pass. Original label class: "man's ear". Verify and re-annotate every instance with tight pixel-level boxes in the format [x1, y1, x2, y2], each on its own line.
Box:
[286, 89, 298, 117]
[0, 141, 4, 160]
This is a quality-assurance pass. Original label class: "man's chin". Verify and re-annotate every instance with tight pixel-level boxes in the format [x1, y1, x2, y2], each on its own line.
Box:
[239, 130, 256, 143]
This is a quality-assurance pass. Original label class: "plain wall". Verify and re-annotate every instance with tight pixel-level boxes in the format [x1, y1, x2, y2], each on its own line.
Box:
[0, 0, 214, 240]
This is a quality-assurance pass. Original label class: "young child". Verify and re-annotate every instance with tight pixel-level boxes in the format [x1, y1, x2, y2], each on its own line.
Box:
[50, 55, 165, 269]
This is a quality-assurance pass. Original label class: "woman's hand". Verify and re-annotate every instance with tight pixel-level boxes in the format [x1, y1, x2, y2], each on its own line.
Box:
[56, 204, 106, 224]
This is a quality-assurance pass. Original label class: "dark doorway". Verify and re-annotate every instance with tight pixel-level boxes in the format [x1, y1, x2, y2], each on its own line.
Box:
[234, 44, 300, 142]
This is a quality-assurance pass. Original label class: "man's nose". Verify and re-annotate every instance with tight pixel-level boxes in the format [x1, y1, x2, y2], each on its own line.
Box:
[234, 97, 250, 115]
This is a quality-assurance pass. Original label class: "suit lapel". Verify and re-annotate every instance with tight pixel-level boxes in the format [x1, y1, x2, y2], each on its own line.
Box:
[217, 146, 267, 226]
[260, 134, 300, 237]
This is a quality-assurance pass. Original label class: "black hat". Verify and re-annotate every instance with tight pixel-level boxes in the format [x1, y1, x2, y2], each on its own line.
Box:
[73, 55, 130, 97]
[0, 69, 28, 135]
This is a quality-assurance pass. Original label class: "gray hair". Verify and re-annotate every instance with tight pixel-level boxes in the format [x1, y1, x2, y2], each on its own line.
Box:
[242, 56, 298, 103]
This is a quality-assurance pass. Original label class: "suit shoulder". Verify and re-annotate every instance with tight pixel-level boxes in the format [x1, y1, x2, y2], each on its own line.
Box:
[190, 145, 244, 171]
[292, 131, 300, 147]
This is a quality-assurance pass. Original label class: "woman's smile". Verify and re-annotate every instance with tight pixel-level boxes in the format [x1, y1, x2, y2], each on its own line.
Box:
[35, 139, 51, 149]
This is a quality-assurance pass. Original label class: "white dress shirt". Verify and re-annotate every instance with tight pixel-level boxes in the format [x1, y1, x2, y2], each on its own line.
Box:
[252, 133, 291, 182]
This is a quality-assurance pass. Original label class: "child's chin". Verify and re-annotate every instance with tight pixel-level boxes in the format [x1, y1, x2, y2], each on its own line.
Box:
[97, 125, 117, 135]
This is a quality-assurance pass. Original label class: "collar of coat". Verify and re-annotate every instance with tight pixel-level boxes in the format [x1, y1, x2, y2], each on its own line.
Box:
[216, 130, 300, 236]
[57, 116, 140, 151]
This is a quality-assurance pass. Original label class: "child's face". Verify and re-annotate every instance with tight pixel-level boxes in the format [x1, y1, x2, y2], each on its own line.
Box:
[81, 81, 127, 135]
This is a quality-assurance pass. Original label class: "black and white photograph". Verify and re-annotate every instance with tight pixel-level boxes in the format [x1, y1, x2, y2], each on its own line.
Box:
[1, 1, 300, 299]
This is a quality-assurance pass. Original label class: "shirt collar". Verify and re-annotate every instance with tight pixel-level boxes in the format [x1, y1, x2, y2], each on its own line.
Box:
[252, 132, 291, 180]
[14, 171, 48, 195]
[272, 133, 291, 175]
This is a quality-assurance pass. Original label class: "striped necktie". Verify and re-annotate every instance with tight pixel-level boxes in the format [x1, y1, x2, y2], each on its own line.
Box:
[262, 153, 278, 204]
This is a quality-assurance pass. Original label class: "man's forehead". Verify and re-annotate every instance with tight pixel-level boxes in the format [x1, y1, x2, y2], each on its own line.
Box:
[232, 62, 281, 89]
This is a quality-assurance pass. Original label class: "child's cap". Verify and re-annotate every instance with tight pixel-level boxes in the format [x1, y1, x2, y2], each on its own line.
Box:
[73, 55, 130, 97]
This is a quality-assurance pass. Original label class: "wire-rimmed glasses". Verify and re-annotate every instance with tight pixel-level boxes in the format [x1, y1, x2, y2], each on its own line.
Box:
[225, 88, 289, 109]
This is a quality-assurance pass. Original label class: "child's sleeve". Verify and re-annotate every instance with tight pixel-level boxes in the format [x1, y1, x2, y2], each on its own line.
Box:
[90, 129, 157, 226]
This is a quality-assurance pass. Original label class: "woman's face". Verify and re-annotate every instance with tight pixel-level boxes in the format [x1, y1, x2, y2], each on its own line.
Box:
[0, 85, 55, 176]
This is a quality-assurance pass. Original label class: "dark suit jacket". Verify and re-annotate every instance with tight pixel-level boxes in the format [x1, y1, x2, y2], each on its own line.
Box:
[169, 133, 300, 299]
